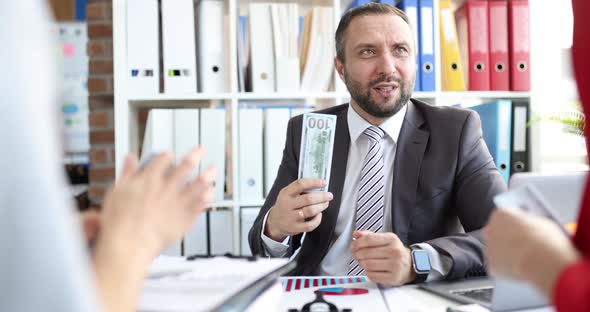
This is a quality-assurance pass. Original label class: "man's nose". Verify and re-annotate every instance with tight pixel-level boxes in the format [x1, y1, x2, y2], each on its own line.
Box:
[377, 54, 397, 75]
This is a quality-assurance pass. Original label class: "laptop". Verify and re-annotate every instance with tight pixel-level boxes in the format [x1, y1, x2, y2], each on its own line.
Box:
[421, 171, 587, 311]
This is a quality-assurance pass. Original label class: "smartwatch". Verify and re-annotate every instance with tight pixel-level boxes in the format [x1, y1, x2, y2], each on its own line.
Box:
[410, 246, 431, 283]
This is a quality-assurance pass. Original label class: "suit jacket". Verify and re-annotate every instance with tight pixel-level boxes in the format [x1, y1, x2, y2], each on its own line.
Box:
[249, 99, 507, 279]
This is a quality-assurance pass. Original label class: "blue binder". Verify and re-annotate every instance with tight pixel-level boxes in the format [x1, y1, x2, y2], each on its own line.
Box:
[396, 0, 421, 92]
[345, 0, 373, 12]
[418, 0, 435, 91]
[469, 100, 513, 184]
[378, 0, 395, 6]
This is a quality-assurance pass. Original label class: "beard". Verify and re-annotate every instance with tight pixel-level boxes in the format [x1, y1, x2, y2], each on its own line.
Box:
[344, 70, 414, 118]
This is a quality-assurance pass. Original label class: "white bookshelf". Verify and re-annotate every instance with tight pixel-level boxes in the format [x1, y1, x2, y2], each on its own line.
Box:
[112, 0, 532, 255]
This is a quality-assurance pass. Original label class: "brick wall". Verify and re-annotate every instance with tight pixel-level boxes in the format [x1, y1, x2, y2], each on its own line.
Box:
[87, 0, 114, 205]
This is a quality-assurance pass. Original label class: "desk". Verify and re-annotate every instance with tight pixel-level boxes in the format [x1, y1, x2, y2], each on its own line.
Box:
[139, 257, 554, 312]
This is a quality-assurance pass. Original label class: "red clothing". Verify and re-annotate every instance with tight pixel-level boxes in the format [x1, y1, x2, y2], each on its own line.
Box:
[552, 0, 590, 310]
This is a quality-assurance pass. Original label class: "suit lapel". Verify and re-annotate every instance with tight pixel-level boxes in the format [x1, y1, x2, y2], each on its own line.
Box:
[391, 100, 430, 243]
[297, 105, 350, 275]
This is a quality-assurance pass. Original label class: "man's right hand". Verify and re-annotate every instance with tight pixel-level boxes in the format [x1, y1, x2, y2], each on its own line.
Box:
[264, 179, 333, 242]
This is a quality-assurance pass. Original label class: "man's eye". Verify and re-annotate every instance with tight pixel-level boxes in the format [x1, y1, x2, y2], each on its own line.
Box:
[360, 49, 375, 56]
[394, 47, 410, 57]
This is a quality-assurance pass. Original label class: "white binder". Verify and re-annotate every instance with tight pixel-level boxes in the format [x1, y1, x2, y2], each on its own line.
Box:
[271, 4, 300, 93]
[141, 109, 182, 256]
[263, 108, 290, 197]
[174, 109, 200, 181]
[197, 0, 227, 93]
[141, 109, 174, 162]
[209, 209, 234, 255]
[183, 213, 208, 256]
[161, 0, 198, 94]
[249, 3, 275, 93]
[126, 0, 159, 95]
[239, 108, 264, 204]
[200, 108, 226, 202]
[240, 207, 261, 256]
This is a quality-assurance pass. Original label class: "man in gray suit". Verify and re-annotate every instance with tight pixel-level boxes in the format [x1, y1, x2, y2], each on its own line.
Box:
[249, 3, 506, 286]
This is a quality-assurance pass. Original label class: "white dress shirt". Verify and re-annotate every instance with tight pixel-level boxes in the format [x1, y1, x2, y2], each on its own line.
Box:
[261, 103, 452, 281]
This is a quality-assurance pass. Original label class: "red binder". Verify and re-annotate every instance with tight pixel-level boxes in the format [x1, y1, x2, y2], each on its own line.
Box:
[508, 0, 531, 91]
[488, 0, 509, 90]
[456, 0, 490, 91]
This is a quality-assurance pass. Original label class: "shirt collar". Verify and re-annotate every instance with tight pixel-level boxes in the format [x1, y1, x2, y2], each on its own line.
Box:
[347, 101, 408, 144]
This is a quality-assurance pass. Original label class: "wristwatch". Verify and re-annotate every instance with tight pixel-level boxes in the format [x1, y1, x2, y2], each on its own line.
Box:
[410, 246, 431, 283]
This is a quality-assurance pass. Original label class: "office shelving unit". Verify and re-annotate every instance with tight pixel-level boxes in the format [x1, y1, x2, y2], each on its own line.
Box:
[112, 0, 531, 255]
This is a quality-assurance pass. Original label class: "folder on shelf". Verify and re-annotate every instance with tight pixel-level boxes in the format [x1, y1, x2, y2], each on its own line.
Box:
[456, 0, 490, 91]
[237, 15, 249, 92]
[141, 109, 174, 162]
[508, 0, 531, 91]
[173, 109, 200, 179]
[249, 3, 276, 93]
[239, 108, 264, 203]
[197, 0, 227, 93]
[264, 108, 291, 197]
[418, 0, 435, 91]
[378, 0, 395, 6]
[439, 0, 466, 91]
[300, 7, 335, 93]
[345, 0, 372, 12]
[126, 0, 159, 95]
[396, 0, 421, 91]
[488, 0, 509, 91]
[271, 3, 300, 93]
[184, 213, 209, 256]
[200, 108, 226, 202]
[161, 0, 198, 94]
[469, 100, 513, 183]
[141, 109, 182, 256]
[511, 101, 530, 175]
[209, 209, 234, 255]
[241, 207, 261, 256]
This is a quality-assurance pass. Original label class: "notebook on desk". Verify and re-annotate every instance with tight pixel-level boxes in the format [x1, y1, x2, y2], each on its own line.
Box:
[139, 255, 296, 312]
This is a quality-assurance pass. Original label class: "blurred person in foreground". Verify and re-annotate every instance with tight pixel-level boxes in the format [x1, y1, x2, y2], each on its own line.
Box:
[484, 1, 590, 310]
[0, 1, 215, 312]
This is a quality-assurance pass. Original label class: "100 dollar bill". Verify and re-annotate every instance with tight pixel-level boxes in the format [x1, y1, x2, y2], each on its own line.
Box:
[298, 113, 337, 192]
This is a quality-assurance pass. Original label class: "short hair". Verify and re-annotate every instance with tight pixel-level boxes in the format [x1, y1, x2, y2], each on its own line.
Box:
[335, 3, 411, 63]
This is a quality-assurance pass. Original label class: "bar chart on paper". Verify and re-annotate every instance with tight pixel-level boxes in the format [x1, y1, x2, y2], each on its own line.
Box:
[282, 276, 367, 292]
[279, 276, 390, 312]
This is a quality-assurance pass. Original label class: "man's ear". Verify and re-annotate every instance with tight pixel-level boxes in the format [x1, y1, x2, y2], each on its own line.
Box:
[334, 56, 345, 83]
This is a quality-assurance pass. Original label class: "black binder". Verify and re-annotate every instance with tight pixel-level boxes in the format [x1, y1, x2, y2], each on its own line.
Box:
[510, 101, 531, 175]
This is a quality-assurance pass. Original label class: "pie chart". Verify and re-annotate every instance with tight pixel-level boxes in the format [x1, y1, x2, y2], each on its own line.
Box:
[314, 287, 369, 296]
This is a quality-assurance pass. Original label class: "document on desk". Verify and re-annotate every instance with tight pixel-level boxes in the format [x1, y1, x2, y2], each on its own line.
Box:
[138, 256, 289, 312]
[278, 277, 389, 312]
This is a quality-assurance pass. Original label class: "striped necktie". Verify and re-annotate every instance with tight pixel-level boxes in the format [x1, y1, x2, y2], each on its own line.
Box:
[348, 126, 386, 276]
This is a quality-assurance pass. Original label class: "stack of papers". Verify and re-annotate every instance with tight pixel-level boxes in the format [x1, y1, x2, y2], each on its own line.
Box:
[139, 256, 289, 311]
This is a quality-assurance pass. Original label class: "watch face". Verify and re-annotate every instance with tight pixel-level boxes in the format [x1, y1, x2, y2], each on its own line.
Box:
[413, 250, 431, 272]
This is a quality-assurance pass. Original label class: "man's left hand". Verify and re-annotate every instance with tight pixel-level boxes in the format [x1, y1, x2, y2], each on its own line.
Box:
[350, 231, 416, 286]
